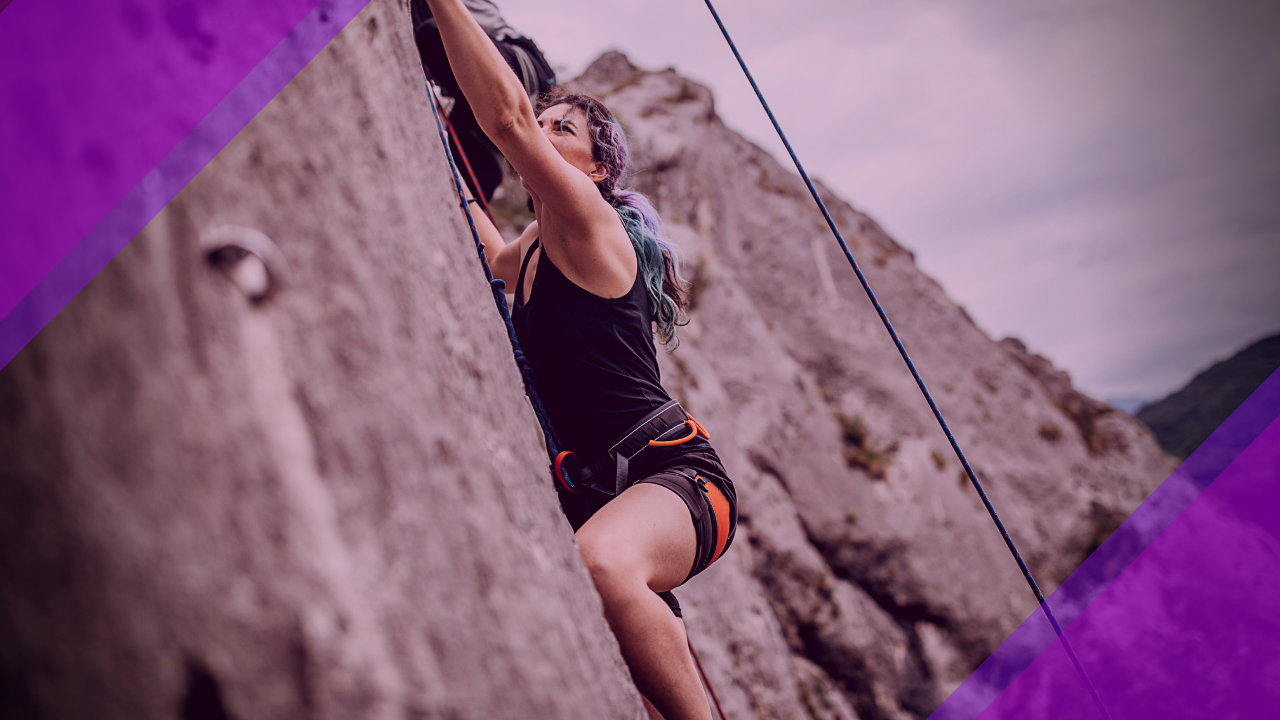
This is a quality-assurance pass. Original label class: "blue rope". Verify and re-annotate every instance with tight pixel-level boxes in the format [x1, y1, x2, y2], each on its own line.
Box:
[699, 2, 1113, 717]
[421, 69, 568, 472]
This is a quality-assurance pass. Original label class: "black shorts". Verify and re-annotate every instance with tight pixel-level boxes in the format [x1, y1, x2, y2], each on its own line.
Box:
[556, 442, 738, 590]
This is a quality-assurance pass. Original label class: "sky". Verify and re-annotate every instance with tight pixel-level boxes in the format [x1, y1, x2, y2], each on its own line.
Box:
[500, 0, 1280, 405]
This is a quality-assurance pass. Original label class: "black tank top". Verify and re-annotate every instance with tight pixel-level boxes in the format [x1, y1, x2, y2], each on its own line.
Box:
[512, 239, 672, 458]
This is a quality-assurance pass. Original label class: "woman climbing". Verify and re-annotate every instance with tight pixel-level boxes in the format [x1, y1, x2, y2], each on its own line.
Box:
[422, 2, 737, 718]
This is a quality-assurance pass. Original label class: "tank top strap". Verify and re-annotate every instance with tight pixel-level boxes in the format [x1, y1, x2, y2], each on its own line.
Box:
[515, 238, 540, 307]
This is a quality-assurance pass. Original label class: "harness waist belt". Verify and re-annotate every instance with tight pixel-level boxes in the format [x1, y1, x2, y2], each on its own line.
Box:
[555, 400, 699, 497]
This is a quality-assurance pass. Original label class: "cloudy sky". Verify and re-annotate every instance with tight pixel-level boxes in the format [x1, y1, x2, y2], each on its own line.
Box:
[500, 0, 1280, 405]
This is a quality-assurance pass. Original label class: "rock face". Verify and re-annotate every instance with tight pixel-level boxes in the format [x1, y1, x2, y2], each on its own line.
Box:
[0, 5, 644, 719]
[564, 52, 1176, 720]
[0, 8, 1176, 720]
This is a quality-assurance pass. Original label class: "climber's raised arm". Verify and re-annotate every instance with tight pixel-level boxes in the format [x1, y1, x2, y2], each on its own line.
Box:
[423, 0, 634, 297]
[423, 0, 529, 142]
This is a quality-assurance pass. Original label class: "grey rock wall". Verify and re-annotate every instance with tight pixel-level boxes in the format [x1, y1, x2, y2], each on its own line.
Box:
[0, 4, 644, 719]
[566, 52, 1176, 720]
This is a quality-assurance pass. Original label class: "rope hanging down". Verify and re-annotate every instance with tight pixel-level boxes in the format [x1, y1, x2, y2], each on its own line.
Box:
[437, 98, 497, 225]
[698, 2, 1113, 718]
[421, 68, 564, 460]
[689, 638, 729, 720]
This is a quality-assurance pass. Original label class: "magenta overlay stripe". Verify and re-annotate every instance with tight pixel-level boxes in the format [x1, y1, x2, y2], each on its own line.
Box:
[932, 368, 1280, 719]
[0, 0, 371, 370]
[978, 413, 1280, 718]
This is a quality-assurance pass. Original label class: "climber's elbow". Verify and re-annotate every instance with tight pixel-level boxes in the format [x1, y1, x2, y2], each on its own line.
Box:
[491, 111, 522, 138]
[486, 106, 532, 142]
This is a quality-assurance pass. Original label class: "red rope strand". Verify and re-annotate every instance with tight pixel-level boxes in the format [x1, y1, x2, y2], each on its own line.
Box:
[688, 637, 728, 720]
[423, 66, 496, 224]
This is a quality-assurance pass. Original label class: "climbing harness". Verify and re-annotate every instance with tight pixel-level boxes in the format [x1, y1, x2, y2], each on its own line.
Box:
[552, 398, 710, 496]
[692, 471, 733, 571]
[699, 2, 1113, 718]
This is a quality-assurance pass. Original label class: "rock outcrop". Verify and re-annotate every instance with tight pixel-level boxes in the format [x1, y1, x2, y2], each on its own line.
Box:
[0, 5, 644, 719]
[0, 6, 1176, 719]
[563, 52, 1176, 720]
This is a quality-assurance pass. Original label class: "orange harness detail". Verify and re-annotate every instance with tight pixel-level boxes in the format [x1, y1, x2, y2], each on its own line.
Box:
[648, 417, 710, 447]
[555, 408, 729, 572]
[552, 400, 708, 497]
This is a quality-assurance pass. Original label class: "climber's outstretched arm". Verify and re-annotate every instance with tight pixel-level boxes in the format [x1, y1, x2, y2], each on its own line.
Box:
[424, 0, 631, 291]
[422, 0, 529, 144]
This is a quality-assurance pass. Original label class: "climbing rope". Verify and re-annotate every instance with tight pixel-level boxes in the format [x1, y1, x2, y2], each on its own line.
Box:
[699, 2, 1113, 718]
[427, 77, 497, 225]
[420, 67, 564, 460]
[689, 637, 729, 720]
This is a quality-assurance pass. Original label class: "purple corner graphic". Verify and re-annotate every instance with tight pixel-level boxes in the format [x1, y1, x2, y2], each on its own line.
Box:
[932, 368, 1280, 720]
[0, 0, 372, 370]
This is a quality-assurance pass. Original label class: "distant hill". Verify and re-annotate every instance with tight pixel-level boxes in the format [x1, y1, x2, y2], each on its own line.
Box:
[1137, 333, 1280, 458]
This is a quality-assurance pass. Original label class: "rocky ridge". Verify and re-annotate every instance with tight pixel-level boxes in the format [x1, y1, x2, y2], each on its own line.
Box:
[560, 51, 1176, 719]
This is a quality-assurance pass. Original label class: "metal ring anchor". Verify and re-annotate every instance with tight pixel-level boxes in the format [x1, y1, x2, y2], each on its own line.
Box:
[201, 225, 290, 303]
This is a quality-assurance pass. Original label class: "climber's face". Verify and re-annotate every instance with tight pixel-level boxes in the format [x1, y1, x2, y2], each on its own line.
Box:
[537, 104, 606, 184]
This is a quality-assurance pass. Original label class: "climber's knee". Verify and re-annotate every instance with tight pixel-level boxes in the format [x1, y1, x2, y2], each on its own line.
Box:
[577, 524, 649, 603]
[574, 483, 696, 599]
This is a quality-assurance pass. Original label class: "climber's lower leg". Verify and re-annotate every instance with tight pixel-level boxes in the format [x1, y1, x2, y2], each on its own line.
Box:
[576, 483, 711, 720]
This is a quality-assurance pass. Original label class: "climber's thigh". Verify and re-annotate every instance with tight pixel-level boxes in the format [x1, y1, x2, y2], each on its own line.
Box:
[575, 483, 697, 596]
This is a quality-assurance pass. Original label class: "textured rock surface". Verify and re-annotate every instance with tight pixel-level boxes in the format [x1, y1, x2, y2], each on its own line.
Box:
[0, 4, 644, 719]
[0, 8, 1178, 719]
[564, 52, 1177, 720]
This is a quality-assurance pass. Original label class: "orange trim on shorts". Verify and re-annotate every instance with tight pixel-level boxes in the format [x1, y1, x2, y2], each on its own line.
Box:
[702, 477, 731, 566]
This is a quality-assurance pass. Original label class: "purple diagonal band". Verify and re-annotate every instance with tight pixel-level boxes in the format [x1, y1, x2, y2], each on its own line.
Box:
[978, 411, 1280, 719]
[931, 367, 1280, 720]
[0, 0, 371, 370]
